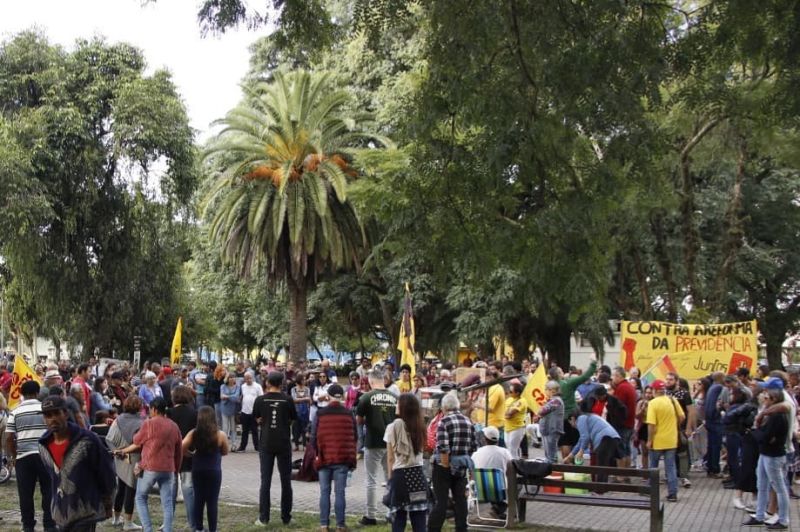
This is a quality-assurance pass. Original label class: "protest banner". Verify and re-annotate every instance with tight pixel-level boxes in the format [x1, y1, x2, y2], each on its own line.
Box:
[9, 355, 43, 409]
[620, 320, 758, 380]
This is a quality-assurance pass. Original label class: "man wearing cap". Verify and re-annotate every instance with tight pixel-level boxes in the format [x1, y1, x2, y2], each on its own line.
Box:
[252, 371, 298, 526]
[38, 396, 116, 531]
[311, 383, 357, 532]
[471, 426, 513, 519]
[6, 381, 56, 532]
[646, 379, 685, 502]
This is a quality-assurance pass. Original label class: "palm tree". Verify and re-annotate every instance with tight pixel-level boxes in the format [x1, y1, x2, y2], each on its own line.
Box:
[203, 70, 388, 363]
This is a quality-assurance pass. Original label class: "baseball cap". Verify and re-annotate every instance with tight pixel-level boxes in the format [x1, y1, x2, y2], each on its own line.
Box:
[41, 396, 67, 413]
[483, 426, 500, 441]
[162, 366, 173, 375]
[765, 377, 784, 390]
[651, 380, 666, 390]
[44, 369, 61, 379]
[328, 384, 345, 399]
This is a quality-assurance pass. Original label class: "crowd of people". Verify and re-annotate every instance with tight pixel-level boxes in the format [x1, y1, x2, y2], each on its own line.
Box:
[0, 353, 798, 531]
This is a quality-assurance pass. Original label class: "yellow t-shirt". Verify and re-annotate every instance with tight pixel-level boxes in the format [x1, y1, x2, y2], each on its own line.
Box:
[645, 395, 683, 451]
[487, 384, 506, 429]
[504, 397, 526, 431]
[398, 380, 412, 393]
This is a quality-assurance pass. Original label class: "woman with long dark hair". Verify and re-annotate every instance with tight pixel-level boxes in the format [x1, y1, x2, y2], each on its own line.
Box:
[181, 405, 229, 532]
[385, 393, 428, 532]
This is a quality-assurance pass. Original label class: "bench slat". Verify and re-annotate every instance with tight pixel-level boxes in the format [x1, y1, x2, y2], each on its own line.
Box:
[521, 493, 651, 509]
[520, 478, 650, 495]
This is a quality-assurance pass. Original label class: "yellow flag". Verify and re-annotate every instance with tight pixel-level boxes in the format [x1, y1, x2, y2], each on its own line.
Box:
[170, 317, 182, 366]
[522, 363, 548, 414]
[397, 283, 416, 380]
[9, 355, 43, 409]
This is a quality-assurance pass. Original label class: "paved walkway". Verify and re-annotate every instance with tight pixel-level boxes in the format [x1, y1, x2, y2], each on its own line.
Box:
[220, 446, 800, 531]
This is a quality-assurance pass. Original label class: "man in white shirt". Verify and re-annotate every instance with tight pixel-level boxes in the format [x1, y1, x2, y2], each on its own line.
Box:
[236, 371, 264, 452]
[5, 381, 56, 532]
[471, 426, 514, 519]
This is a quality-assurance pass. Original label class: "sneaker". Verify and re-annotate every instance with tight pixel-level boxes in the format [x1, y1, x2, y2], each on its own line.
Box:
[744, 506, 756, 513]
[359, 516, 378, 526]
[666, 495, 677, 502]
[681, 477, 691, 488]
[122, 522, 142, 531]
[254, 518, 268, 526]
[742, 517, 765, 526]
[111, 515, 123, 526]
[733, 497, 746, 510]
[766, 523, 788, 530]
[765, 515, 780, 525]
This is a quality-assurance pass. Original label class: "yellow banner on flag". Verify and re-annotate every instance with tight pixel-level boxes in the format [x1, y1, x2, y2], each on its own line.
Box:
[620, 320, 758, 380]
[522, 363, 548, 415]
[397, 283, 416, 380]
[171, 317, 182, 366]
[9, 355, 43, 409]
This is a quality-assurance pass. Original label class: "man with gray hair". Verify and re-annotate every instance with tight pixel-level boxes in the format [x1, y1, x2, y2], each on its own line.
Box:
[355, 368, 397, 526]
[429, 393, 478, 532]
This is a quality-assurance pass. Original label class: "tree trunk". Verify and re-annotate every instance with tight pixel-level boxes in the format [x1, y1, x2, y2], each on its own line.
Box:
[532, 312, 572, 370]
[712, 136, 747, 311]
[506, 311, 534, 361]
[649, 212, 678, 320]
[287, 275, 308, 364]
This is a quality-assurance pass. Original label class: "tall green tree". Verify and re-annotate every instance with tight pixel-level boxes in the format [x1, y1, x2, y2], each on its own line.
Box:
[0, 31, 196, 359]
[203, 70, 388, 362]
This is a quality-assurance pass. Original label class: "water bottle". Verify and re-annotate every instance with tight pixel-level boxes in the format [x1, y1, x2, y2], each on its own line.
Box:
[584, 450, 591, 466]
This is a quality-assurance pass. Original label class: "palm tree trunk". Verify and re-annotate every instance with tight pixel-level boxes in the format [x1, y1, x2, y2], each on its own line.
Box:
[287, 275, 308, 364]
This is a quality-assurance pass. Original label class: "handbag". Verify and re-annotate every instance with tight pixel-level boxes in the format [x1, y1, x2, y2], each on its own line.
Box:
[513, 459, 552, 496]
[670, 398, 688, 453]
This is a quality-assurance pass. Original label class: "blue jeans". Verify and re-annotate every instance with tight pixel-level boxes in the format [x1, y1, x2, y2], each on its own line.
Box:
[649, 448, 677, 497]
[542, 434, 560, 464]
[319, 464, 349, 527]
[726, 433, 742, 484]
[172, 471, 194, 530]
[136, 471, 175, 532]
[756, 455, 790, 526]
[706, 424, 722, 474]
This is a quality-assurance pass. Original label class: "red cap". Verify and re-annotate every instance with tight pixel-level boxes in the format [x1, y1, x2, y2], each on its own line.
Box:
[162, 366, 173, 375]
[651, 379, 666, 390]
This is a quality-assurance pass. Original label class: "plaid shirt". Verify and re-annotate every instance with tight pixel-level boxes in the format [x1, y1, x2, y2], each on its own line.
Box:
[436, 411, 478, 457]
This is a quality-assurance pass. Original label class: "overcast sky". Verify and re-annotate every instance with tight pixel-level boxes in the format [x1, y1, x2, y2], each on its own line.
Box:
[2, 0, 264, 140]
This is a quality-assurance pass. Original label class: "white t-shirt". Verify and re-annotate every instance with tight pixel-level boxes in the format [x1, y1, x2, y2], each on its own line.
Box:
[240, 382, 263, 415]
[384, 419, 424, 470]
[314, 383, 332, 409]
[471, 444, 513, 472]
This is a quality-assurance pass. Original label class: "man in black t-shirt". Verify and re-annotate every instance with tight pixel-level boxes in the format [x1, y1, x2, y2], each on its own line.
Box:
[252, 371, 297, 526]
[355, 368, 397, 526]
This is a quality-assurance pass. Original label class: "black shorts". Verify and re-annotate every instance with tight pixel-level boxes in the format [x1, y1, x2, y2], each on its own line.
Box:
[558, 416, 579, 447]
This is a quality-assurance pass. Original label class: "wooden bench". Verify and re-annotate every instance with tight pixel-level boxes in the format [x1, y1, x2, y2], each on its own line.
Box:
[505, 462, 663, 532]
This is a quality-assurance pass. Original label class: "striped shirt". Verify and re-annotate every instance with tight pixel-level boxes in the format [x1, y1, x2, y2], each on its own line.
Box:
[5, 399, 47, 459]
